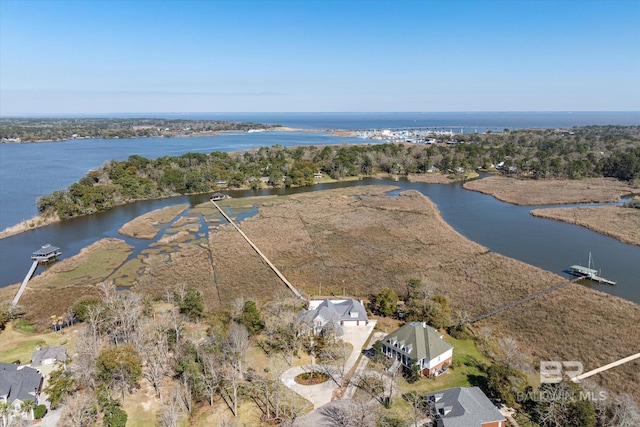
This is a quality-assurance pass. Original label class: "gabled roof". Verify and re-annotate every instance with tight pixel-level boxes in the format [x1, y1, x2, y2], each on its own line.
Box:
[300, 298, 368, 324]
[427, 387, 505, 427]
[383, 322, 452, 362]
[31, 346, 68, 367]
[0, 363, 42, 403]
[314, 298, 368, 321]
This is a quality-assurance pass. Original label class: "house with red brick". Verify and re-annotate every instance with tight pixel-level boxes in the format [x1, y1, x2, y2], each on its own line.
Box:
[381, 321, 453, 377]
[427, 386, 506, 427]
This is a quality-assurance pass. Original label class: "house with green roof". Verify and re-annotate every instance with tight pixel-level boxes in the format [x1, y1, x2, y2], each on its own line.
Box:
[382, 321, 453, 377]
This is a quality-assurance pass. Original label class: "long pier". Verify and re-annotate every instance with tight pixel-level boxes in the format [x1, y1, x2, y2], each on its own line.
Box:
[571, 352, 640, 382]
[11, 261, 39, 308]
[210, 200, 305, 301]
[468, 276, 583, 324]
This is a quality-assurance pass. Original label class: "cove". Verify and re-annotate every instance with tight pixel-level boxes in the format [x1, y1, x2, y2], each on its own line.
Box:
[0, 178, 638, 304]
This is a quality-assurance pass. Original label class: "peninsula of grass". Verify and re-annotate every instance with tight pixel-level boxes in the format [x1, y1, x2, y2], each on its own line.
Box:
[294, 371, 330, 385]
[118, 204, 189, 239]
[531, 205, 640, 246]
[464, 176, 635, 205]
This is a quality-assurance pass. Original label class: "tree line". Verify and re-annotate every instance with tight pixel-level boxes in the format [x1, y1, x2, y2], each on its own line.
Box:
[0, 118, 273, 142]
[34, 126, 640, 222]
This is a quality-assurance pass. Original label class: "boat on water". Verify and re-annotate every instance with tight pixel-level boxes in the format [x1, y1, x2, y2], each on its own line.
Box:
[210, 193, 231, 201]
[569, 252, 616, 285]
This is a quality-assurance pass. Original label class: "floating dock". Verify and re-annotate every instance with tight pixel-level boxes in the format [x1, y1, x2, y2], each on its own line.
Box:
[569, 265, 616, 286]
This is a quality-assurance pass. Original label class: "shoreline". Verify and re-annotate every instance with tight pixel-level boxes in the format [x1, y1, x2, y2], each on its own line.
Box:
[463, 175, 638, 205]
[531, 205, 640, 247]
[0, 126, 357, 144]
[1, 186, 638, 401]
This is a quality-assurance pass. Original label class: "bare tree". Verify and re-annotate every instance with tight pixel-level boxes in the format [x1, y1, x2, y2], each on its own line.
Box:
[157, 387, 185, 427]
[59, 391, 97, 427]
[319, 399, 380, 427]
[355, 371, 395, 409]
[222, 323, 250, 417]
[231, 297, 246, 322]
[498, 336, 520, 369]
[198, 347, 222, 407]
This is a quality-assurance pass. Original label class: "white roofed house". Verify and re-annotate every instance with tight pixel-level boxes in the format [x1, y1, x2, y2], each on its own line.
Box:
[382, 321, 453, 377]
[296, 298, 369, 337]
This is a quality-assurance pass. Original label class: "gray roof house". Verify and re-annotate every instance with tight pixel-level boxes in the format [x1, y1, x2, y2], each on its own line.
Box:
[0, 362, 43, 419]
[31, 345, 68, 368]
[382, 321, 453, 377]
[426, 386, 506, 427]
[297, 298, 369, 337]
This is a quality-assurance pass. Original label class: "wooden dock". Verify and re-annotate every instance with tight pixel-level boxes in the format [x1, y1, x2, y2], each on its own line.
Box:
[468, 276, 584, 324]
[11, 261, 39, 308]
[210, 200, 305, 301]
[569, 265, 616, 285]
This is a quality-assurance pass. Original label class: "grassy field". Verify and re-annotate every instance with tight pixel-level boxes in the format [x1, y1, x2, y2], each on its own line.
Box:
[464, 176, 636, 205]
[532, 205, 640, 246]
[0, 321, 80, 364]
[396, 333, 490, 396]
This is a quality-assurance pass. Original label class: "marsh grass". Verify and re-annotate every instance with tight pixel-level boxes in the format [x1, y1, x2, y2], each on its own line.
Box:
[464, 176, 635, 205]
[4, 185, 638, 401]
[532, 205, 640, 246]
[118, 204, 189, 239]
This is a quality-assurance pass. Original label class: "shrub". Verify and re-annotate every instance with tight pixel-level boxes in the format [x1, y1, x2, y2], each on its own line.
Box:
[34, 404, 47, 419]
[71, 296, 103, 322]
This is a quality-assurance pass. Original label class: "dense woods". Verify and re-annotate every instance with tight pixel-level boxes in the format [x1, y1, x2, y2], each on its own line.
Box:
[0, 118, 273, 142]
[34, 126, 640, 221]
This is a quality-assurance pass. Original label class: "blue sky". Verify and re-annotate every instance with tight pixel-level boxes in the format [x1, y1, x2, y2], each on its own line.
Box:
[1, 0, 639, 114]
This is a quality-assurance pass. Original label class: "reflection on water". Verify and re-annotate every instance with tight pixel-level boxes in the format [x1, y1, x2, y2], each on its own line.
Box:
[0, 178, 638, 303]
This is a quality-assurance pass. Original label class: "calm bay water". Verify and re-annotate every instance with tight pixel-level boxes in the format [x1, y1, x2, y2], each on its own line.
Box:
[1, 112, 638, 303]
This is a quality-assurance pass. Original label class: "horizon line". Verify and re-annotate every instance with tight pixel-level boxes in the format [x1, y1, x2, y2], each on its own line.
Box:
[2, 110, 639, 118]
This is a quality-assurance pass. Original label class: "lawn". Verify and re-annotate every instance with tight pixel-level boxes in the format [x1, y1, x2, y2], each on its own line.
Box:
[397, 333, 490, 395]
[0, 321, 79, 364]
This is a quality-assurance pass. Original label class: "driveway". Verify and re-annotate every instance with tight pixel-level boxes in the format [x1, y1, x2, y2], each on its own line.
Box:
[280, 322, 376, 409]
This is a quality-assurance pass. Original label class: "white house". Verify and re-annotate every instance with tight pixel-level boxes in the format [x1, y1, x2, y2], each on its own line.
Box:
[31, 346, 67, 369]
[0, 362, 42, 421]
[382, 321, 453, 377]
[297, 298, 369, 337]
